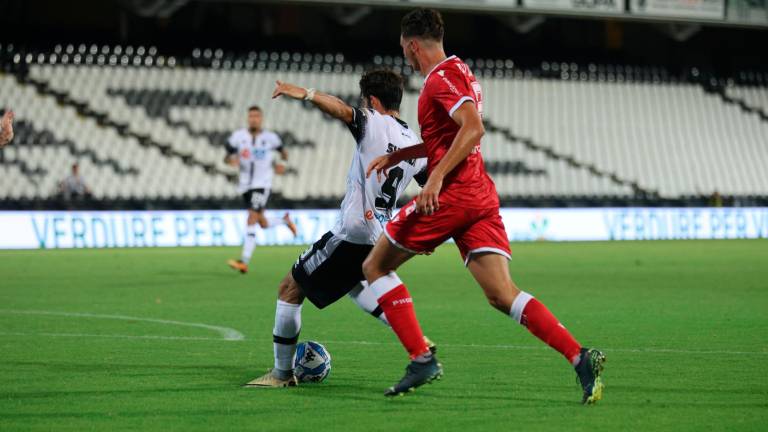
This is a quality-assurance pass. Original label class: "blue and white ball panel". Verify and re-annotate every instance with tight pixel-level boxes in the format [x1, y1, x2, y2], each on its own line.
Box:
[294, 341, 331, 383]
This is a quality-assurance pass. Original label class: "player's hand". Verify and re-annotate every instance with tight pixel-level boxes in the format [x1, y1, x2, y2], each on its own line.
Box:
[0, 110, 15, 147]
[416, 176, 442, 215]
[274, 162, 287, 175]
[272, 81, 307, 100]
[366, 154, 398, 182]
[224, 155, 239, 168]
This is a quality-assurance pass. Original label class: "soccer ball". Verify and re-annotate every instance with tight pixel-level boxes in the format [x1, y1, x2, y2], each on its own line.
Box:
[293, 341, 331, 383]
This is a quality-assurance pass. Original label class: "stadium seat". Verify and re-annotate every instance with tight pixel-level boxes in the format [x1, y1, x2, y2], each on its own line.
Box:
[2, 46, 767, 205]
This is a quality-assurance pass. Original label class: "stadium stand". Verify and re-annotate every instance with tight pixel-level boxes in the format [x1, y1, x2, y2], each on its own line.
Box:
[1, 44, 767, 208]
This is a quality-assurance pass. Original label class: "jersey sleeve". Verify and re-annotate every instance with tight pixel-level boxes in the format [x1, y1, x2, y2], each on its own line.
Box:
[346, 107, 370, 144]
[225, 132, 238, 155]
[426, 68, 475, 117]
[271, 133, 284, 152]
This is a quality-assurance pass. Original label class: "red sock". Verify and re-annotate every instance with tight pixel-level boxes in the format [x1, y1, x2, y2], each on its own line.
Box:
[520, 298, 582, 364]
[377, 284, 430, 360]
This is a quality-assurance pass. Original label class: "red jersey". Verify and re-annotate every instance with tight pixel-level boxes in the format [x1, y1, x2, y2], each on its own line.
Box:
[418, 55, 499, 209]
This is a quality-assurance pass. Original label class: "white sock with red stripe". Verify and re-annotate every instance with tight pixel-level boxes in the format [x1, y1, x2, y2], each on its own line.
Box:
[510, 291, 582, 365]
[369, 272, 430, 361]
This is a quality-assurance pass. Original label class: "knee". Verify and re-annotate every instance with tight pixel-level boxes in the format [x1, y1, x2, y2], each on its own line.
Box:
[486, 293, 512, 314]
[278, 277, 302, 304]
[258, 219, 269, 229]
[361, 256, 380, 282]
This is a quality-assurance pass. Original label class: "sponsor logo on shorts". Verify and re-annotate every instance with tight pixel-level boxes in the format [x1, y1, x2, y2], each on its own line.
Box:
[404, 202, 417, 217]
[365, 210, 374, 220]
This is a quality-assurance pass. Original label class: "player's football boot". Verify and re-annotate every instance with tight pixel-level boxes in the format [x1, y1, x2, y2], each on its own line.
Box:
[423, 336, 437, 355]
[574, 348, 606, 405]
[283, 213, 298, 237]
[227, 259, 248, 274]
[243, 369, 297, 388]
[384, 356, 443, 397]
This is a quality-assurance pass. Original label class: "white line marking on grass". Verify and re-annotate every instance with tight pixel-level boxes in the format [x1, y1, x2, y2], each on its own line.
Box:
[0, 315, 764, 357]
[0, 309, 245, 341]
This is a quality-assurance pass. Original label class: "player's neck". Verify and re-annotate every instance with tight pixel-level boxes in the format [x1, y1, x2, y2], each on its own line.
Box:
[419, 48, 448, 77]
[384, 110, 400, 119]
[249, 128, 262, 136]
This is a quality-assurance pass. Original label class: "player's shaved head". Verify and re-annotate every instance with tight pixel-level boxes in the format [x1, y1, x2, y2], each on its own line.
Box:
[401, 8, 444, 42]
[359, 69, 404, 112]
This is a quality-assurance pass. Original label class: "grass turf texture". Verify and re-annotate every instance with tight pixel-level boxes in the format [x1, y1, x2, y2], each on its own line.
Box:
[1, 240, 767, 431]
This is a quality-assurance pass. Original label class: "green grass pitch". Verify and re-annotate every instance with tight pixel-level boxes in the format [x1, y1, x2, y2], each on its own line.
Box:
[1, 240, 767, 431]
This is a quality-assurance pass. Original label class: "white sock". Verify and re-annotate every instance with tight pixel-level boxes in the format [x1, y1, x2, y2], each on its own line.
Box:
[273, 300, 302, 372]
[368, 272, 403, 299]
[509, 291, 534, 324]
[348, 281, 389, 326]
[241, 224, 257, 263]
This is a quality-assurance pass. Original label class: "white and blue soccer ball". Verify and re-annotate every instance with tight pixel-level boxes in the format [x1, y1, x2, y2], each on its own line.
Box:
[293, 341, 332, 383]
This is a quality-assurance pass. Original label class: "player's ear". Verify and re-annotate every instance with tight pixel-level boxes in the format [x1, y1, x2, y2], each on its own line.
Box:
[369, 95, 384, 113]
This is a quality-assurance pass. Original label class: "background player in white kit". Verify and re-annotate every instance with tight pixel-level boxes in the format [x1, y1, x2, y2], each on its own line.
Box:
[245, 69, 429, 388]
[225, 105, 298, 274]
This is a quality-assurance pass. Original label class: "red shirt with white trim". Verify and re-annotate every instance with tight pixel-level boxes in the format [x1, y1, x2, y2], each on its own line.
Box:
[418, 55, 499, 209]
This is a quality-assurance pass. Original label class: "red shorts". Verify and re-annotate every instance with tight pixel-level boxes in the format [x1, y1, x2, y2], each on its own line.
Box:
[384, 198, 512, 265]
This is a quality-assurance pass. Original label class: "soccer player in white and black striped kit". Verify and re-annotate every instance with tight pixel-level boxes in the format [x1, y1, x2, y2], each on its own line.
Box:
[244, 70, 430, 388]
[225, 106, 298, 274]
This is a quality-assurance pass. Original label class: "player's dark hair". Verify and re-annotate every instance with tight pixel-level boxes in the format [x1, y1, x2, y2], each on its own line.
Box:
[401, 8, 444, 42]
[248, 105, 262, 112]
[359, 69, 404, 112]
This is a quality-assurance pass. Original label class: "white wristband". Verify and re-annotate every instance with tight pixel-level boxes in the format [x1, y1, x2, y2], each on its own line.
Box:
[304, 88, 316, 101]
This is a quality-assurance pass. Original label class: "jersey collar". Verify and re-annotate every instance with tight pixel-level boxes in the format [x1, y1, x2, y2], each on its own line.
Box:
[423, 55, 457, 85]
[392, 116, 409, 129]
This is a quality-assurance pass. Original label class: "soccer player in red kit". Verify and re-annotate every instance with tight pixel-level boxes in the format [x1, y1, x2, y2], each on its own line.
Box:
[362, 8, 606, 403]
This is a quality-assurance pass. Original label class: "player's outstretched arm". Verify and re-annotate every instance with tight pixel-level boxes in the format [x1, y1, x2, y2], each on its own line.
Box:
[0, 110, 15, 147]
[366, 144, 428, 182]
[272, 80, 353, 124]
[416, 101, 484, 215]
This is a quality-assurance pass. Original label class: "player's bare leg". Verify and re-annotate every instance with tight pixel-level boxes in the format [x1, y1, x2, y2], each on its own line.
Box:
[229, 210, 299, 274]
[466, 252, 521, 312]
[282, 213, 298, 236]
[362, 234, 414, 280]
[466, 252, 605, 404]
[256, 209, 297, 235]
[363, 236, 442, 396]
[228, 209, 260, 274]
[245, 272, 304, 388]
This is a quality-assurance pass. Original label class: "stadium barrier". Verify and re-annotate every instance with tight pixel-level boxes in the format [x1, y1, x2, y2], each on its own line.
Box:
[0, 207, 766, 249]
